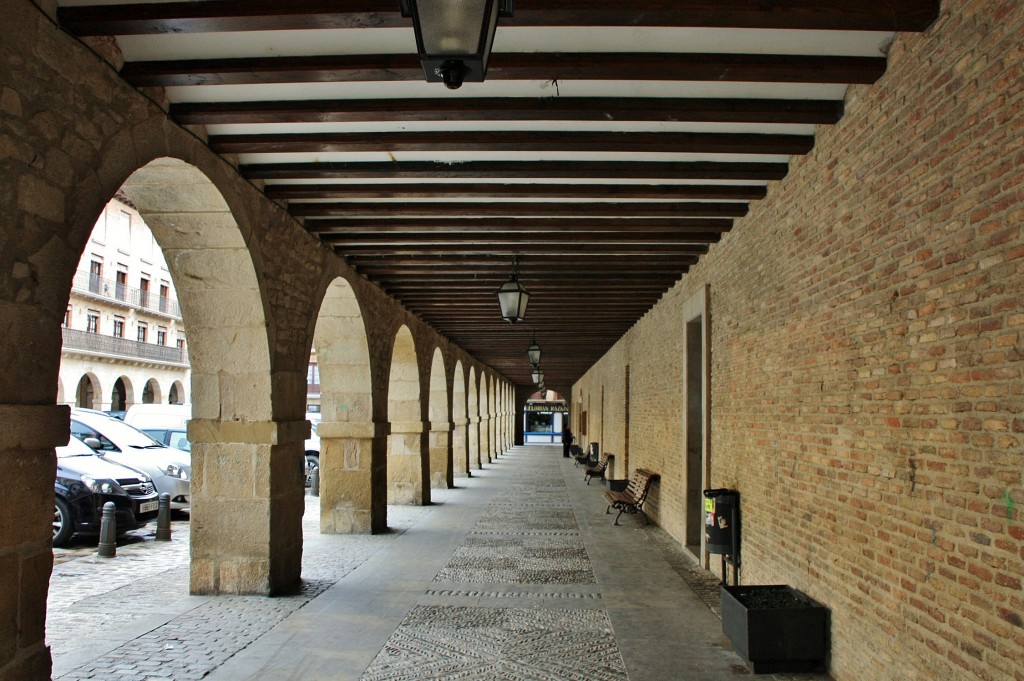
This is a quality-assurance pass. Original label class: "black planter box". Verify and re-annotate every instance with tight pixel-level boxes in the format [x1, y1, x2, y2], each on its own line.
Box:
[721, 585, 829, 674]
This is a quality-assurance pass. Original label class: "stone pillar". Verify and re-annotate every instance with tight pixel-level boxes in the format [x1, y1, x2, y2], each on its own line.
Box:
[0, 405, 67, 681]
[468, 416, 481, 470]
[187, 418, 305, 595]
[318, 420, 385, 533]
[480, 415, 491, 464]
[452, 417, 469, 477]
[503, 405, 512, 450]
[387, 420, 427, 505]
[429, 420, 452, 489]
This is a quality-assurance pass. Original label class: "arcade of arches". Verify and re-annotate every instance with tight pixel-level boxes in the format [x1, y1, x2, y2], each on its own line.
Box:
[2, 2, 1024, 681]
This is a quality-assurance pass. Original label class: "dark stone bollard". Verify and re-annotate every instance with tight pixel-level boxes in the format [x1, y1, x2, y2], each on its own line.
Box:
[156, 493, 171, 541]
[97, 502, 117, 558]
[310, 466, 320, 497]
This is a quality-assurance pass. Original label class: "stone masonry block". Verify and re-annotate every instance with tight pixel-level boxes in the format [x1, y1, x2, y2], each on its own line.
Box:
[0, 405, 69, 450]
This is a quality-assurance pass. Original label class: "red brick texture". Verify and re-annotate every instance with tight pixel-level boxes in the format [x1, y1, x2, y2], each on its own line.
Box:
[575, 1, 1024, 678]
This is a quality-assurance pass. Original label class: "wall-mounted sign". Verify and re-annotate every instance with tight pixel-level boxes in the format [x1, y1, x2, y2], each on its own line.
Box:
[524, 401, 569, 413]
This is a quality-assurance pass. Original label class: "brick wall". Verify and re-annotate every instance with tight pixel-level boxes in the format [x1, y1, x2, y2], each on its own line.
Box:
[575, 1, 1024, 678]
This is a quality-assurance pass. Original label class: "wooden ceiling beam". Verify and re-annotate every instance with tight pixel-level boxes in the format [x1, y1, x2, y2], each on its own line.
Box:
[344, 253, 699, 265]
[242, 160, 789, 181]
[172, 97, 843, 125]
[59, 1, 939, 36]
[211, 130, 813, 155]
[123, 53, 885, 88]
[348, 263, 694, 273]
[355, 269, 691, 279]
[326, 232, 725, 245]
[307, 218, 733, 234]
[299, 201, 748, 218]
[269, 183, 765, 201]
[333, 244, 709, 255]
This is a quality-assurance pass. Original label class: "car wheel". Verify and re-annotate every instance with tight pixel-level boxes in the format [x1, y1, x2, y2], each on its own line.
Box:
[53, 497, 75, 547]
[305, 454, 320, 488]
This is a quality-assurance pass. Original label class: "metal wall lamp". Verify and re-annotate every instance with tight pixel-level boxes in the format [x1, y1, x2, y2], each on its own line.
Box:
[399, 0, 513, 90]
[496, 255, 530, 323]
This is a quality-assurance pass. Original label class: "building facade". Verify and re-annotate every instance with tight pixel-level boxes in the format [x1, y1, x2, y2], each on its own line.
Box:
[59, 196, 190, 411]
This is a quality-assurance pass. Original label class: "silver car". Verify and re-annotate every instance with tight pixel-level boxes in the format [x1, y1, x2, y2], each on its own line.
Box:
[70, 408, 191, 512]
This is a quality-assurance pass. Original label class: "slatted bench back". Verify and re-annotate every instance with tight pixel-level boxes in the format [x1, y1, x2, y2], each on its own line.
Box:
[627, 468, 658, 504]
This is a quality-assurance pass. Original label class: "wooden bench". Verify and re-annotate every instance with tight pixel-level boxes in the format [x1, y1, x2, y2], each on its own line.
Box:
[571, 444, 589, 467]
[603, 468, 659, 525]
[583, 453, 614, 485]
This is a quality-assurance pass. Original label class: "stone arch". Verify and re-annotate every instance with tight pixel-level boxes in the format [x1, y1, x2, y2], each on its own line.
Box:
[76, 373, 101, 409]
[467, 367, 481, 470]
[452, 361, 468, 478]
[499, 382, 508, 451]
[142, 377, 160, 404]
[488, 376, 498, 459]
[111, 375, 132, 411]
[387, 325, 425, 505]
[427, 348, 451, 489]
[169, 381, 185, 405]
[2, 26, 322, 672]
[312, 276, 375, 533]
[116, 158, 287, 596]
[479, 374, 491, 464]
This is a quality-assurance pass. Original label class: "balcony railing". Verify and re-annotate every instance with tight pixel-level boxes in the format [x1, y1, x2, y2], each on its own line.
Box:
[72, 270, 181, 318]
[62, 327, 187, 365]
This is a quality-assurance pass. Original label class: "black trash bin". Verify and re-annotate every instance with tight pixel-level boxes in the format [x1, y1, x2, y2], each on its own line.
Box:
[703, 488, 739, 555]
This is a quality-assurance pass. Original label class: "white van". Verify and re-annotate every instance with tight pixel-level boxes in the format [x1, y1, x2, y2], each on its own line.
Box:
[125, 404, 191, 452]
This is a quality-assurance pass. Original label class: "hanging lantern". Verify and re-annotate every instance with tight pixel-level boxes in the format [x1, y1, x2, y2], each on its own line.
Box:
[526, 333, 541, 366]
[399, 0, 513, 90]
[531, 367, 544, 385]
[496, 255, 530, 323]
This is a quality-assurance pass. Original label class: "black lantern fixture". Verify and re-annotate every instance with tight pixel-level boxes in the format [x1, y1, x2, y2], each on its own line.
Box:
[531, 367, 544, 385]
[526, 332, 541, 367]
[496, 255, 529, 323]
[399, 0, 513, 90]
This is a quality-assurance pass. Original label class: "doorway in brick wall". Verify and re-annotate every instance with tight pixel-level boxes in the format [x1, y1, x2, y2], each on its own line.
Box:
[683, 286, 711, 562]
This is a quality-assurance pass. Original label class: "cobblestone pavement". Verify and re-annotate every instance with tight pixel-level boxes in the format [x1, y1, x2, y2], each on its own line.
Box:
[47, 450, 829, 681]
[47, 497, 433, 681]
[359, 450, 630, 681]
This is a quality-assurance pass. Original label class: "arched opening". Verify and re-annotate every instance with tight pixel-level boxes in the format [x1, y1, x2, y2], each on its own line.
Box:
[76, 374, 99, 409]
[524, 389, 569, 445]
[116, 158, 283, 596]
[479, 374, 491, 464]
[142, 378, 160, 404]
[427, 348, 451, 489]
[387, 326, 425, 505]
[452, 361, 468, 478]
[491, 376, 499, 456]
[311, 276, 375, 534]
[467, 367, 480, 470]
[168, 381, 184, 405]
[110, 376, 129, 412]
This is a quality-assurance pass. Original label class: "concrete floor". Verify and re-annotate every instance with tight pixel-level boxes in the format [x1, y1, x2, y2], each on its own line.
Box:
[49, 445, 833, 680]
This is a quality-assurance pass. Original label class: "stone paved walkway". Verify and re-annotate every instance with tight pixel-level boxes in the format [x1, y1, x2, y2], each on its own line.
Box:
[47, 446, 832, 680]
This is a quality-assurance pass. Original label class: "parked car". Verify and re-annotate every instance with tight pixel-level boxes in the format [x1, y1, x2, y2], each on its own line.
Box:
[70, 408, 191, 511]
[54, 436, 160, 547]
[305, 412, 321, 487]
[125, 403, 191, 452]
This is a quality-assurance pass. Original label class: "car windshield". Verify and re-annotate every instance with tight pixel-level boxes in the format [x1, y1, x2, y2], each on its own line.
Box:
[73, 414, 165, 450]
[58, 435, 99, 458]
